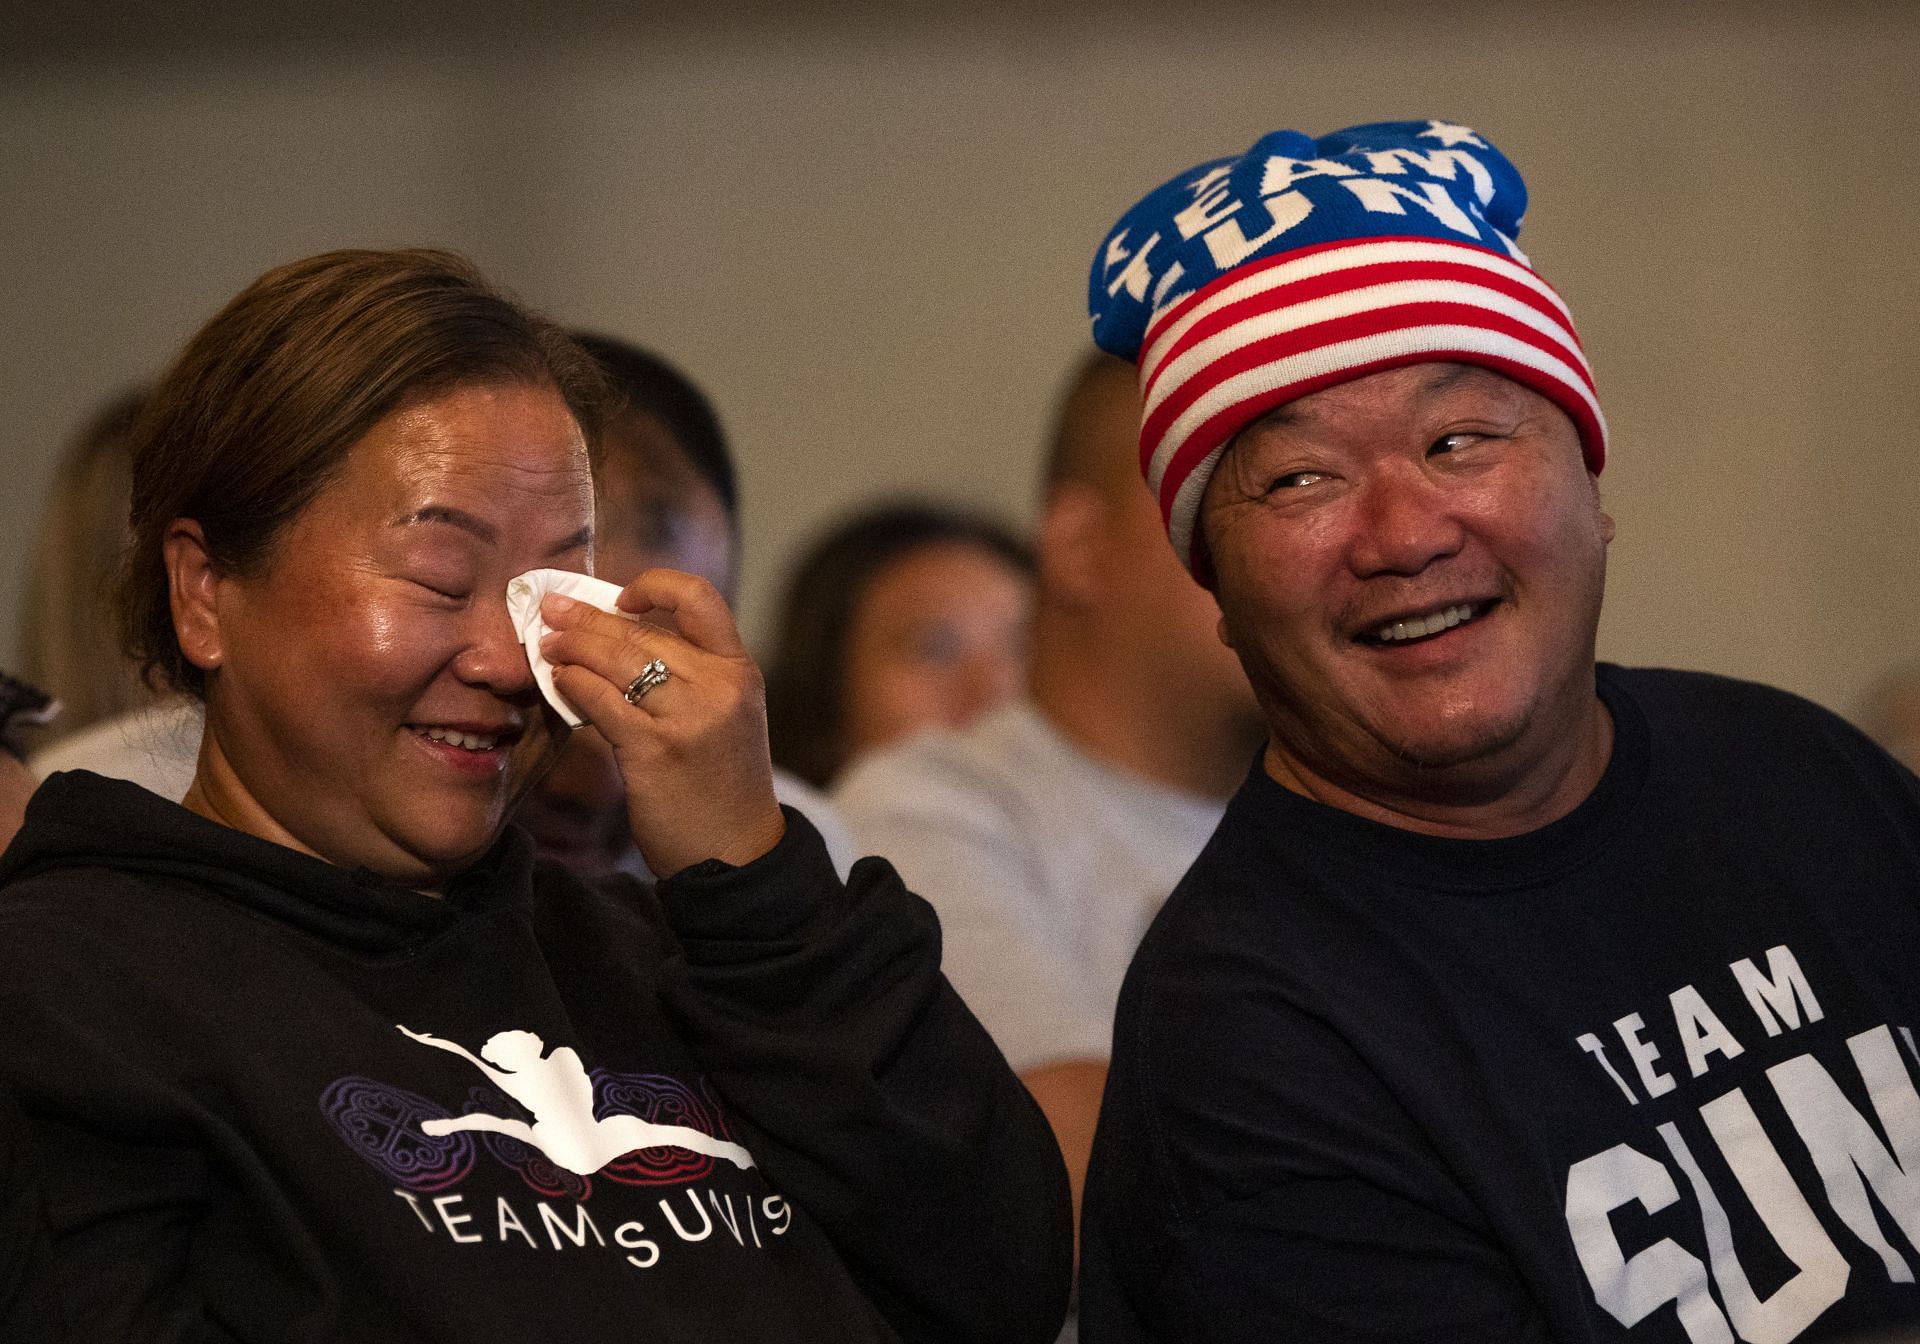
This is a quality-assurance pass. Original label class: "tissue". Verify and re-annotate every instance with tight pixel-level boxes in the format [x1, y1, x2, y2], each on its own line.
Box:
[505, 568, 634, 728]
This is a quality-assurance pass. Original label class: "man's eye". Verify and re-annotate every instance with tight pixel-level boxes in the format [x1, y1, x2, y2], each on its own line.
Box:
[1266, 470, 1327, 492]
[1429, 433, 1479, 456]
[906, 626, 965, 666]
[413, 579, 469, 602]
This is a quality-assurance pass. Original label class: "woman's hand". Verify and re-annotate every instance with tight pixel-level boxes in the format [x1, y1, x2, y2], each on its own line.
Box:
[538, 569, 785, 878]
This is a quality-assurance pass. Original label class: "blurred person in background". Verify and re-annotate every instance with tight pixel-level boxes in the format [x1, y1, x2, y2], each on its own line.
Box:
[514, 333, 855, 879]
[17, 388, 148, 748]
[23, 387, 209, 798]
[16, 389, 208, 785]
[765, 501, 1035, 789]
[0, 247, 1069, 1342]
[1855, 659, 1920, 771]
[833, 351, 1264, 1278]
[0, 674, 56, 853]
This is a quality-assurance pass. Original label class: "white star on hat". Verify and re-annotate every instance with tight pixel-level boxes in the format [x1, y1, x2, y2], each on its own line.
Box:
[1417, 120, 1488, 148]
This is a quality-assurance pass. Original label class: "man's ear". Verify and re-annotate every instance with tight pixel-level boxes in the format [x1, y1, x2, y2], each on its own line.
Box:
[1589, 474, 1617, 545]
[163, 519, 224, 674]
[1036, 481, 1104, 607]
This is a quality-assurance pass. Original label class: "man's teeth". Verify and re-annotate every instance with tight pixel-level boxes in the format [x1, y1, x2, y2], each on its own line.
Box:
[1373, 603, 1477, 643]
[414, 726, 500, 752]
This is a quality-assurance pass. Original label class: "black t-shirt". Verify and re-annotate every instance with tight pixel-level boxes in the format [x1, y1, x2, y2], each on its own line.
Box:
[1082, 665, 1920, 1343]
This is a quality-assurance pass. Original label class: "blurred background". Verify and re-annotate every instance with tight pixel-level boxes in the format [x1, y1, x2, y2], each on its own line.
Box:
[4, 0, 1916, 715]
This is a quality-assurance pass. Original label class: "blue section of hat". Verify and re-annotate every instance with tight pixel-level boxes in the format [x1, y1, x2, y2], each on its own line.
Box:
[1088, 120, 1531, 363]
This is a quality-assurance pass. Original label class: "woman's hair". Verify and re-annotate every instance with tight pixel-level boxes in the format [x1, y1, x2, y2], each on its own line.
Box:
[119, 248, 610, 699]
[18, 388, 150, 742]
[763, 501, 1034, 788]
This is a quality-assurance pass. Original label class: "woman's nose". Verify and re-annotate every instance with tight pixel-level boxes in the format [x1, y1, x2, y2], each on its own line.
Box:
[452, 597, 538, 695]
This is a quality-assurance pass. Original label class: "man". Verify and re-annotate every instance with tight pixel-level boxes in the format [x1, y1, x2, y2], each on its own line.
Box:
[514, 333, 856, 879]
[1078, 121, 1920, 1341]
[832, 351, 1264, 1239]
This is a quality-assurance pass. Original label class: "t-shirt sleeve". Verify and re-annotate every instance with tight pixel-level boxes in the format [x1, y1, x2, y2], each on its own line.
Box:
[836, 771, 1112, 1073]
[654, 807, 1074, 1344]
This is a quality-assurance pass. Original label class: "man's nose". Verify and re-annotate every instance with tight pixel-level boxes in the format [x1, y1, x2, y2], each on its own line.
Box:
[1347, 464, 1466, 578]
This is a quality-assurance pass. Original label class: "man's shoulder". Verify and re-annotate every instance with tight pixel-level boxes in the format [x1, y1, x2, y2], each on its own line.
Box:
[1605, 663, 1887, 767]
[1604, 663, 1830, 717]
[833, 702, 1089, 825]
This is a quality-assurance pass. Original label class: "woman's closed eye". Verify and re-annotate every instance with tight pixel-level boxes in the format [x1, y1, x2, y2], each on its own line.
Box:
[409, 576, 471, 603]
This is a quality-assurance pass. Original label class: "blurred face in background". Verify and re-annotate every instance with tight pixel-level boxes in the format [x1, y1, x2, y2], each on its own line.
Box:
[594, 411, 737, 602]
[514, 410, 737, 876]
[839, 540, 1034, 766]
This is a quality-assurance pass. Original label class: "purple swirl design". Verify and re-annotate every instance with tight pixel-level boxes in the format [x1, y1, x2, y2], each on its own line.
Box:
[590, 1070, 718, 1186]
[319, 1076, 475, 1192]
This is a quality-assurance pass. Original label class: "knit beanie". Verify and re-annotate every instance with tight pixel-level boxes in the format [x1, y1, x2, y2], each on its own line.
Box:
[1087, 119, 1606, 577]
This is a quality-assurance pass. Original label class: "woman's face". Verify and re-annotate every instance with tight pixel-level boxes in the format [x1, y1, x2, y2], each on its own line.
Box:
[190, 381, 594, 888]
[839, 540, 1033, 768]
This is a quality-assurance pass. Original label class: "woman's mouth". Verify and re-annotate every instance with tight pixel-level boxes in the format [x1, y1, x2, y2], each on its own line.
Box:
[408, 724, 504, 752]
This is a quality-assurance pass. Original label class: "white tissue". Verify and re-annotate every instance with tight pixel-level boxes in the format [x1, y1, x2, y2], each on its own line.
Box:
[506, 568, 635, 728]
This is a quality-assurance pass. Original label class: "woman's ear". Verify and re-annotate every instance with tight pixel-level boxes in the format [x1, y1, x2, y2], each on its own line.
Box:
[163, 519, 224, 674]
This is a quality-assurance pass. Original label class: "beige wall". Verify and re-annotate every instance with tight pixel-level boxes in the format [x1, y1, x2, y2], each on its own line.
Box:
[5, 5, 1917, 718]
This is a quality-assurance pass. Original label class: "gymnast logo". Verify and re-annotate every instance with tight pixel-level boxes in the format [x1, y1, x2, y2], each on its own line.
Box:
[395, 1025, 757, 1176]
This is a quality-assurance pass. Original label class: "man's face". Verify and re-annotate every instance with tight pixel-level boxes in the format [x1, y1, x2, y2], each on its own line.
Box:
[594, 412, 737, 599]
[513, 411, 736, 877]
[1201, 362, 1613, 800]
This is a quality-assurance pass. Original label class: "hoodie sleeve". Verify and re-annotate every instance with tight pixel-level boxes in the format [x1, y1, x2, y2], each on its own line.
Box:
[0, 968, 236, 1343]
[654, 807, 1073, 1344]
[0, 1090, 66, 1344]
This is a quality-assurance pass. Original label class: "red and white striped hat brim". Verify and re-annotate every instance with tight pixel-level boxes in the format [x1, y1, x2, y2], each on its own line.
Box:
[1136, 235, 1607, 576]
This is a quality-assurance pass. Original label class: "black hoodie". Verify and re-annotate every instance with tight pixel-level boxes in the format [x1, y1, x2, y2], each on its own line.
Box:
[0, 772, 1070, 1343]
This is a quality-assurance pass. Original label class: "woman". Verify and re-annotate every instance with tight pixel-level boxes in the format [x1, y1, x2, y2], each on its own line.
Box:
[765, 504, 1035, 789]
[0, 250, 1068, 1342]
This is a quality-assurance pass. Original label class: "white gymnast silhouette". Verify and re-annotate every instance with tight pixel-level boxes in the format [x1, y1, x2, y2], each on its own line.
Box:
[397, 1025, 755, 1176]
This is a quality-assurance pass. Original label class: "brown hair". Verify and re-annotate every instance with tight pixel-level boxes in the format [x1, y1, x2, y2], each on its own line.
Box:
[118, 248, 609, 698]
[763, 501, 1034, 788]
